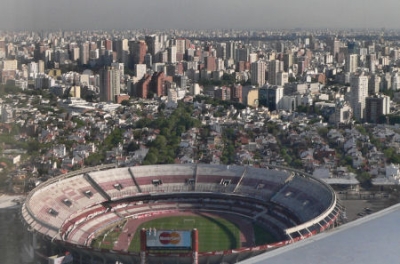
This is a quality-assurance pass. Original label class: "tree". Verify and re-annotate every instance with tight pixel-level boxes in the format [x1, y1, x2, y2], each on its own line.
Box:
[126, 141, 140, 153]
[121, 100, 131, 106]
[104, 128, 123, 149]
[143, 152, 158, 164]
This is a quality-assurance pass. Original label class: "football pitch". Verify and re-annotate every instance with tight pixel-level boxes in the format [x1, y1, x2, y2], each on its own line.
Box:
[129, 215, 241, 252]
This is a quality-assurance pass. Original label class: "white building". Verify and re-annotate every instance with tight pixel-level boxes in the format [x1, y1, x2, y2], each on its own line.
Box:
[350, 73, 368, 121]
[251, 60, 266, 87]
[345, 54, 358, 73]
[135, 64, 147, 80]
[2, 59, 18, 71]
[276, 72, 289, 86]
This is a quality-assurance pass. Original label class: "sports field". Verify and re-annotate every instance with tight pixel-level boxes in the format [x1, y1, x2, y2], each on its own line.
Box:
[92, 214, 277, 252]
[129, 215, 240, 252]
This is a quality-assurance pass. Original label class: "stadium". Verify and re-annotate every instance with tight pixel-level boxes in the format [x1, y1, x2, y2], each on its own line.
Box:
[21, 164, 342, 264]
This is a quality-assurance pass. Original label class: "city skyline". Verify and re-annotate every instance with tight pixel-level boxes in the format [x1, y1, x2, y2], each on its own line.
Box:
[1, 0, 400, 31]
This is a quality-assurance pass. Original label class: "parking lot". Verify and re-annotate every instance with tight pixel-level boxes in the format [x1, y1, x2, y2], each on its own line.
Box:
[341, 198, 392, 222]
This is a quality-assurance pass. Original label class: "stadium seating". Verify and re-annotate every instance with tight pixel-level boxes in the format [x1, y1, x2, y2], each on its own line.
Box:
[22, 164, 339, 263]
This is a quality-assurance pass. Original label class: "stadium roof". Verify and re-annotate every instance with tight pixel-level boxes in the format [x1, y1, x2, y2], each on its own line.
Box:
[239, 203, 400, 264]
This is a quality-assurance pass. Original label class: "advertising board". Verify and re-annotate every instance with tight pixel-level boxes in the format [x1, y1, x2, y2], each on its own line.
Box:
[146, 230, 192, 250]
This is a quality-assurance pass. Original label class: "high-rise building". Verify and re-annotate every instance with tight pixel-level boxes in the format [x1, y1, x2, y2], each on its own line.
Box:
[2, 59, 18, 71]
[135, 74, 151, 98]
[172, 75, 187, 90]
[276, 72, 289, 86]
[115, 39, 129, 65]
[251, 60, 266, 86]
[168, 46, 177, 64]
[71, 47, 80, 61]
[38, 60, 45, 73]
[150, 72, 166, 97]
[90, 42, 97, 51]
[366, 54, 376, 73]
[176, 38, 186, 61]
[365, 95, 390, 123]
[259, 85, 284, 111]
[216, 43, 226, 59]
[99, 67, 121, 102]
[231, 84, 243, 103]
[268, 60, 281, 85]
[236, 47, 249, 62]
[249, 53, 258, 63]
[226, 41, 235, 60]
[80, 42, 89, 65]
[350, 73, 368, 121]
[129, 40, 147, 68]
[332, 38, 342, 61]
[204, 56, 216, 72]
[392, 72, 400, 90]
[145, 35, 160, 60]
[368, 74, 381, 95]
[333, 100, 353, 126]
[28, 62, 38, 77]
[0, 38, 5, 58]
[134, 64, 147, 80]
[103, 39, 112, 51]
[346, 54, 359, 73]
[283, 53, 293, 72]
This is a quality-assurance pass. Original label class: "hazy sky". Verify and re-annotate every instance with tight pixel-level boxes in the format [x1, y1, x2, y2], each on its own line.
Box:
[1, 0, 400, 31]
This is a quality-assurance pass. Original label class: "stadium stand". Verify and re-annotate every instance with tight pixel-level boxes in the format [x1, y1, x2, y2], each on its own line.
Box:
[22, 164, 340, 264]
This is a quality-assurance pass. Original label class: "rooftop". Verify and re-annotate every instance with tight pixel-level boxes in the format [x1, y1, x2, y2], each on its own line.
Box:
[239, 203, 400, 264]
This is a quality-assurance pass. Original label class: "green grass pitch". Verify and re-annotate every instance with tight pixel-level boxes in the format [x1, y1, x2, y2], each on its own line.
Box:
[128, 215, 241, 252]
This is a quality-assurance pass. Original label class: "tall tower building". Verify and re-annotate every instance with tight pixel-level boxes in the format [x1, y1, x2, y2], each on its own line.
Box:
[366, 54, 376, 73]
[350, 73, 368, 121]
[216, 43, 226, 59]
[99, 67, 121, 102]
[115, 39, 129, 64]
[346, 54, 359, 73]
[135, 64, 147, 79]
[332, 38, 342, 61]
[365, 95, 390, 123]
[204, 56, 216, 72]
[283, 53, 293, 72]
[259, 85, 284, 111]
[232, 84, 243, 103]
[168, 46, 177, 64]
[0, 38, 5, 58]
[251, 60, 266, 86]
[276, 72, 289, 86]
[176, 38, 186, 61]
[150, 72, 166, 97]
[129, 40, 147, 68]
[236, 47, 249, 62]
[145, 35, 160, 61]
[268, 60, 281, 85]
[104, 39, 113, 51]
[368, 74, 381, 94]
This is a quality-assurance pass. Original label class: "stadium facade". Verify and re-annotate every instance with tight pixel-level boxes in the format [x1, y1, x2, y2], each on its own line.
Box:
[21, 164, 342, 264]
